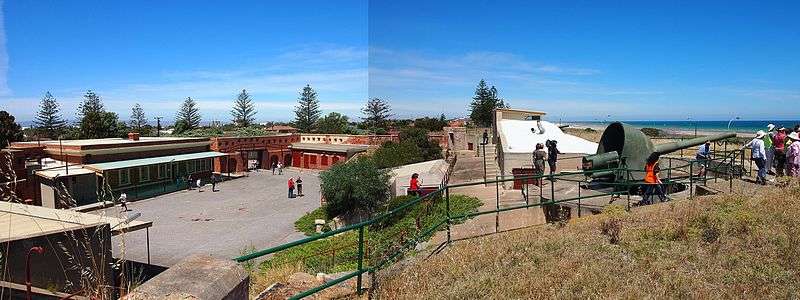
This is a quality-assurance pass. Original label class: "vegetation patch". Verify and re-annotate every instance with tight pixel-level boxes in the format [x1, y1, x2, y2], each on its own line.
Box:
[251, 194, 481, 276]
[378, 182, 800, 299]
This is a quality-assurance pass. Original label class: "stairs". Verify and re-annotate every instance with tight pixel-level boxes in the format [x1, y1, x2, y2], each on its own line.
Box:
[477, 143, 499, 180]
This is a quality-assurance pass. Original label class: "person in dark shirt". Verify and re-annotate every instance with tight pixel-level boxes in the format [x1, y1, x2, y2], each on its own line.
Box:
[545, 140, 562, 175]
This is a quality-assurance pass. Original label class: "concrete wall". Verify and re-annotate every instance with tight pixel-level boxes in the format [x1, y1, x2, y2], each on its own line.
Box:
[126, 254, 249, 300]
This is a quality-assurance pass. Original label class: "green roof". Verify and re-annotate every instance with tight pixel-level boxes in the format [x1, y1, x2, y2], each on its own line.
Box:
[85, 151, 227, 171]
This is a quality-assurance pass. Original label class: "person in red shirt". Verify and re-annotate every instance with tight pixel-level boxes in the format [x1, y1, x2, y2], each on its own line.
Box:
[409, 173, 420, 196]
[641, 153, 667, 205]
[288, 178, 295, 198]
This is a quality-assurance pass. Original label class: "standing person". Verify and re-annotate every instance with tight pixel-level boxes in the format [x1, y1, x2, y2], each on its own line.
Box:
[545, 140, 561, 175]
[532, 143, 547, 186]
[196, 178, 203, 192]
[786, 132, 800, 177]
[765, 124, 776, 175]
[211, 174, 218, 192]
[773, 127, 788, 177]
[296, 176, 304, 196]
[409, 173, 421, 196]
[743, 131, 768, 185]
[186, 174, 193, 191]
[696, 141, 711, 177]
[272, 162, 277, 175]
[278, 162, 284, 175]
[641, 153, 667, 205]
[288, 177, 295, 198]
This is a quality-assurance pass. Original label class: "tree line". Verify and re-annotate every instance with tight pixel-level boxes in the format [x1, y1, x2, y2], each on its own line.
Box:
[2, 79, 504, 146]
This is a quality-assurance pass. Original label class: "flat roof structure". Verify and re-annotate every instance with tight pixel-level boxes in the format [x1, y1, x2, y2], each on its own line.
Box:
[84, 151, 227, 171]
[9, 137, 211, 158]
[289, 143, 369, 155]
[0, 202, 152, 242]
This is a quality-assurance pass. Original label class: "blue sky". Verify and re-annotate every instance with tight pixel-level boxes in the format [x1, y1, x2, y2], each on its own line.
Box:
[1, 1, 798, 123]
[369, 0, 800, 120]
[0, 1, 368, 123]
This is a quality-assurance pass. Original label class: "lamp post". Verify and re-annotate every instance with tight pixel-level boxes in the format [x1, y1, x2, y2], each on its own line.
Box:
[154, 116, 163, 137]
[482, 130, 489, 184]
[727, 116, 740, 131]
[688, 116, 697, 137]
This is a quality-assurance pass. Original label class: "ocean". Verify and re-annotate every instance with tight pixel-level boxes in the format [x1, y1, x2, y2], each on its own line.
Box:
[568, 120, 800, 134]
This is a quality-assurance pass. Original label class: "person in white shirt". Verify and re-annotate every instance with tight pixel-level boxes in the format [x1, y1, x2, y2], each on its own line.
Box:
[743, 130, 767, 185]
[695, 141, 711, 177]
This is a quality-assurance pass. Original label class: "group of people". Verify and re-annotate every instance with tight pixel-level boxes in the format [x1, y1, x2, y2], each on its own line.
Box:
[271, 161, 285, 175]
[287, 176, 303, 198]
[745, 124, 800, 184]
[531, 140, 562, 185]
[185, 174, 220, 192]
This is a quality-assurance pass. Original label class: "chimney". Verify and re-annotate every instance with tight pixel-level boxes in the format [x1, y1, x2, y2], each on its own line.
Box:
[128, 132, 140, 141]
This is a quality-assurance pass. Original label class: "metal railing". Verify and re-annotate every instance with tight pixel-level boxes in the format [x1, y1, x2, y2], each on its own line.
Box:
[234, 148, 746, 299]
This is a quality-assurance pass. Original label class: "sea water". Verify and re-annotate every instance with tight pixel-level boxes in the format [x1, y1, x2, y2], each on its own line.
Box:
[570, 120, 800, 133]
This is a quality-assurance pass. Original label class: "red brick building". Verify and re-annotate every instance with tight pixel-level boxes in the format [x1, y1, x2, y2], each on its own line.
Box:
[289, 143, 369, 170]
[209, 134, 299, 173]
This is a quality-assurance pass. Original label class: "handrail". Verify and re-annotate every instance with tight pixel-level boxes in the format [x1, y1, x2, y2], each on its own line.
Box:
[236, 147, 747, 299]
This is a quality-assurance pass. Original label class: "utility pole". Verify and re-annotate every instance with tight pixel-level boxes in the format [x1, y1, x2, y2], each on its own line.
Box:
[154, 116, 163, 137]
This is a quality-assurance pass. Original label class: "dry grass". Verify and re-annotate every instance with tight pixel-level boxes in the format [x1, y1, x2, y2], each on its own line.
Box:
[249, 262, 305, 298]
[377, 181, 800, 299]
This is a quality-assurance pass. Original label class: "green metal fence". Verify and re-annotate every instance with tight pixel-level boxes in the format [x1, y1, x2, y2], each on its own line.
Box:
[235, 148, 746, 299]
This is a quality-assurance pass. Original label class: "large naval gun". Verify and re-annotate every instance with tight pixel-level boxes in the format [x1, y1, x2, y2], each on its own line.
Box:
[582, 122, 736, 181]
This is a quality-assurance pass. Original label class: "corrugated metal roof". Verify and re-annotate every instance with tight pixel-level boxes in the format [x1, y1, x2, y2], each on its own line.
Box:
[85, 151, 227, 171]
[1, 202, 152, 241]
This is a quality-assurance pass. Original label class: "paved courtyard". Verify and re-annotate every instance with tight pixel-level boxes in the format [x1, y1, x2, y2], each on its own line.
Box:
[94, 168, 321, 267]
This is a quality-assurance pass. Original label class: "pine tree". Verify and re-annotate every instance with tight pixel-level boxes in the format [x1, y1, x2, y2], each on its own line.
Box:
[77, 90, 118, 138]
[362, 97, 392, 131]
[176, 97, 201, 130]
[231, 89, 257, 127]
[0, 111, 24, 148]
[294, 85, 321, 132]
[34, 91, 66, 138]
[469, 79, 506, 127]
[130, 103, 147, 129]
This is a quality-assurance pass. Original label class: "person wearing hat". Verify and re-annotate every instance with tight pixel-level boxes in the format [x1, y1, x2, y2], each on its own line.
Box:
[532, 143, 547, 186]
[786, 132, 800, 177]
[773, 126, 788, 177]
[764, 124, 776, 175]
[743, 130, 768, 185]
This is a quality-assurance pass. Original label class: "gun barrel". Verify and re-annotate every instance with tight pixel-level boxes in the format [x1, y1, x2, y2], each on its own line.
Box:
[653, 133, 736, 154]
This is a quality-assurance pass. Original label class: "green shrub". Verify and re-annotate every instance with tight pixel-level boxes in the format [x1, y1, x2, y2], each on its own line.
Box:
[320, 158, 391, 219]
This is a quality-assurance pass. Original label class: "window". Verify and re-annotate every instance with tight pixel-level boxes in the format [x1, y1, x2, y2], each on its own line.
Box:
[207, 158, 213, 170]
[140, 166, 150, 182]
[187, 160, 195, 173]
[119, 169, 131, 186]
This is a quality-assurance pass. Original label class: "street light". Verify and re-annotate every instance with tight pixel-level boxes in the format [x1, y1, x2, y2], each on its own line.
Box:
[727, 116, 741, 131]
[482, 130, 489, 184]
[688, 116, 697, 137]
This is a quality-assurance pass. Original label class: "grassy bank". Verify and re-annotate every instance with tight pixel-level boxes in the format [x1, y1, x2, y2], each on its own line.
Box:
[378, 182, 800, 299]
[249, 194, 482, 290]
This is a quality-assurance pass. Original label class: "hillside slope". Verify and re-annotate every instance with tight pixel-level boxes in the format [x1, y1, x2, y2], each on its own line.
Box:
[377, 183, 800, 299]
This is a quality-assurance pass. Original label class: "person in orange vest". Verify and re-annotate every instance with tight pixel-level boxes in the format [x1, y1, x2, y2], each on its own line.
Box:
[641, 153, 667, 205]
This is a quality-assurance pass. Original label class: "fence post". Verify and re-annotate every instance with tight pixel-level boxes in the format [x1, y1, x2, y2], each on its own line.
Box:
[689, 163, 694, 199]
[495, 176, 500, 233]
[445, 186, 451, 245]
[356, 226, 364, 295]
[577, 181, 582, 218]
